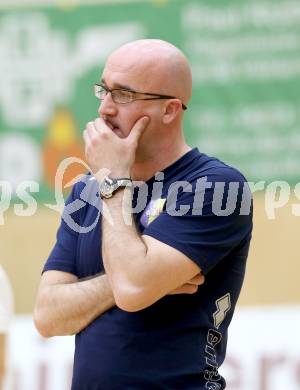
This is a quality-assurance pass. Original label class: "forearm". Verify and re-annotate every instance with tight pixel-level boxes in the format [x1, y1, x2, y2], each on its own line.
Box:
[34, 274, 115, 337]
[102, 189, 201, 311]
[102, 188, 148, 289]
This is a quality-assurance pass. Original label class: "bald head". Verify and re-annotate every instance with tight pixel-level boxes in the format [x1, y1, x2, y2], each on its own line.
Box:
[106, 39, 192, 107]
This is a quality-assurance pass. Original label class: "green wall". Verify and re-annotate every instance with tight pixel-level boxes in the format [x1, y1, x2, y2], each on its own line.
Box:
[0, 0, 299, 203]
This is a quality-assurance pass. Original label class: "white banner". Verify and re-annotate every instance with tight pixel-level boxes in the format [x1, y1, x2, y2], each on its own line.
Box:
[3, 305, 300, 390]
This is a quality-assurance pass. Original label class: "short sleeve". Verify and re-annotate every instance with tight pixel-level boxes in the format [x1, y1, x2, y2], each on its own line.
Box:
[143, 168, 253, 275]
[43, 182, 84, 276]
[0, 267, 14, 333]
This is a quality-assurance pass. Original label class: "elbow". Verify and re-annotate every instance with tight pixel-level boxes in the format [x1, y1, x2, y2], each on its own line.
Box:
[115, 297, 147, 313]
[112, 281, 153, 312]
[33, 307, 55, 338]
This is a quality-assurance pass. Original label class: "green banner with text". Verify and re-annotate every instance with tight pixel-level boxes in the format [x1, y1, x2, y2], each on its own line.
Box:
[0, 0, 299, 202]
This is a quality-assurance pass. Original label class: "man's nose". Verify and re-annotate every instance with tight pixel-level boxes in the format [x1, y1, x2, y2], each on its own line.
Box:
[98, 92, 117, 117]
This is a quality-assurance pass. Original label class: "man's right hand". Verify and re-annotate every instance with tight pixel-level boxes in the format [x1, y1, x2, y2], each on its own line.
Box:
[168, 273, 205, 295]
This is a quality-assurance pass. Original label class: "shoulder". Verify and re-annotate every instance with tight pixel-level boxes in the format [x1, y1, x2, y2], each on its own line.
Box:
[184, 150, 248, 185]
[64, 173, 101, 209]
[165, 150, 252, 218]
[59, 173, 101, 234]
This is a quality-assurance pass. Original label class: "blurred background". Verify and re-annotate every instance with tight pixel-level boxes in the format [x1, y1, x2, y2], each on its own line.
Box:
[0, 0, 299, 389]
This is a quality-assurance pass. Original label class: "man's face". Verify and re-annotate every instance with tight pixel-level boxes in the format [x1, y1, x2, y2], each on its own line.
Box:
[98, 55, 164, 144]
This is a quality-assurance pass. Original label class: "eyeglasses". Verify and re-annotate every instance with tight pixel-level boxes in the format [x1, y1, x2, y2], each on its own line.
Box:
[94, 83, 187, 110]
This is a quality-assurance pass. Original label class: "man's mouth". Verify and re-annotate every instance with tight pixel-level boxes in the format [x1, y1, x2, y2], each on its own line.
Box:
[103, 117, 126, 138]
[111, 125, 121, 135]
[105, 119, 120, 132]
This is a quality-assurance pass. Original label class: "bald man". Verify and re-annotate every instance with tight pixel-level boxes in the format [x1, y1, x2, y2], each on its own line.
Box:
[34, 39, 252, 389]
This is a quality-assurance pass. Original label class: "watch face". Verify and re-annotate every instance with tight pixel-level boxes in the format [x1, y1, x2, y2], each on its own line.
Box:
[99, 176, 131, 198]
[100, 179, 114, 197]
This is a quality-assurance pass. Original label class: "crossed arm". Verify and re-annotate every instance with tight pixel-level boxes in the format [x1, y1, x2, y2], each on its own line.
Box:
[34, 270, 203, 338]
[35, 218, 204, 338]
[34, 271, 115, 337]
[34, 184, 204, 337]
[34, 185, 204, 337]
[35, 187, 203, 337]
[35, 178, 203, 337]
[34, 198, 203, 338]
[34, 264, 204, 338]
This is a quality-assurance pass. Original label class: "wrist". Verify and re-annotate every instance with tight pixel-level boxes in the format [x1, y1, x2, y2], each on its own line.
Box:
[94, 167, 131, 184]
[102, 186, 132, 209]
[109, 168, 131, 179]
[99, 175, 132, 200]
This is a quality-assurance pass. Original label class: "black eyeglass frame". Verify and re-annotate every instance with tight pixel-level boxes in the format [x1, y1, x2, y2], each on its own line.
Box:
[94, 83, 187, 111]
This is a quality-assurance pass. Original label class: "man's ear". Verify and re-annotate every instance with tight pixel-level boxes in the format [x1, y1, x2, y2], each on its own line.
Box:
[162, 100, 182, 125]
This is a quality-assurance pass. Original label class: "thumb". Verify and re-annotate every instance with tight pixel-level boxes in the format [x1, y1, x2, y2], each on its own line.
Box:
[127, 116, 150, 145]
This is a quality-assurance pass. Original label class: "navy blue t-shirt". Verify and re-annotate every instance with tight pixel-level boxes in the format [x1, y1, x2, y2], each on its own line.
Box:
[43, 148, 252, 390]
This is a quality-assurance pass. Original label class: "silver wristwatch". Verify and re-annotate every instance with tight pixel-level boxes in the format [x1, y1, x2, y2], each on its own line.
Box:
[99, 176, 132, 199]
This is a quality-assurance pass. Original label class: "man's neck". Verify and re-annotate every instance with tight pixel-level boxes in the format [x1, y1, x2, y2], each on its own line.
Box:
[131, 142, 192, 182]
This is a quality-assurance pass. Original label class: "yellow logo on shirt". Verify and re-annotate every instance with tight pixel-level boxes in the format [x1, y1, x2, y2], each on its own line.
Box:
[140, 198, 166, 227]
